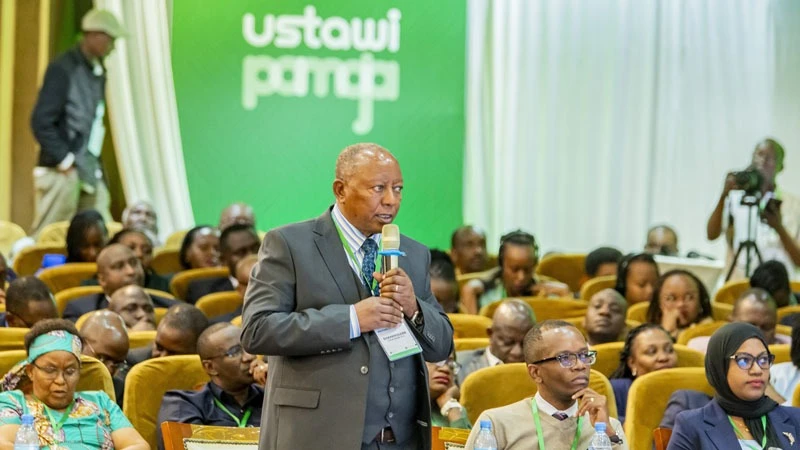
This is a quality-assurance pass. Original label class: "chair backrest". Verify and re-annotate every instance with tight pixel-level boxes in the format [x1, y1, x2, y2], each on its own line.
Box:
[78, 354, 116, 399]
[124, 354, 210, 449]
[38, 262, 98, 293]
[431, 426, 470, 450]
[580, 275, 616, 301]
[714, 279, 751, 305]
[626, 302, 649, 323]
[776, 324, 792, 339]
[12, 244, 67, 276]
[151, 248, 182, 275]
[479, 297, 589, 322]
[170, 267, 230, 300]
[230, 315, 242, 326]
[0, 220, 26, 256]
[195, 291, 242, 319]
[792, 378, 800, 408]
[778, 305, 800, 324]
[161, 422, 259, 450]
[770, 344, 791, 364]
[591, 342, 704, 378]
[460, 363, 615, 425]
[676, 321, 728, 345]
[0, 350, 27, 377]
[625, 367, 714, 450]
[535, 253, 587, 293]
[447, 313, 492, 339]
[128, 330, 158, 349]
[454, 338, 490, 352]
[712, 302, 733, 321]
[0, 328, 28, 351]
[37, 221, 122, 246]
[653, 427, 673, 450]
[164, 229, 190, 249]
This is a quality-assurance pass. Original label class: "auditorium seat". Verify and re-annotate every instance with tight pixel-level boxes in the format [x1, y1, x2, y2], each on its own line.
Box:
[535, 253, 586, 292]
[777, 305, 800, 324]
[711, 302, 733, 321]
[591, 342, 704, 378]
[0, 328, 28, 351]
[0, 220, 26, 256]
[169, 267, 229, 300]
[454, 337, 490, 351]
[231, 315, 242, 326]
[151, 247, 182, 275]
[770, 344, 791, 364]
[714, 279, 750, 305]
[129, 330, 158, 349]
[12, 244, 67, 276]
[625, 302, 649, 323]
[579, 275, 616, 301]
[448, 313, 492, 338]
[479, 297, 589, 321]
[164, 229, 189, 249]
[161, 422, 259, 450]
[38, 262, 97, 293]
[0, 350, 26, 376]
[195, 291, 242, 319]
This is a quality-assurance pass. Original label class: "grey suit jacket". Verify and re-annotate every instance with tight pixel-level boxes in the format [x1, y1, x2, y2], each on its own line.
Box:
[456, 347, 492, 385]
[241, 209, 454, 450]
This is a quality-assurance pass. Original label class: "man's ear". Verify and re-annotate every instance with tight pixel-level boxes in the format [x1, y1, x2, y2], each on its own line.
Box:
[5, 312, 23, 328]
[201, 359, 218, 377]
[332, 179, 346, 202]
[485, 327, 493, 338]
[527, 363, 541, 383]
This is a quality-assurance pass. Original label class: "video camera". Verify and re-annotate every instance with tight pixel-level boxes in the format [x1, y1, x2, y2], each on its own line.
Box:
[732, 167, 764, 195]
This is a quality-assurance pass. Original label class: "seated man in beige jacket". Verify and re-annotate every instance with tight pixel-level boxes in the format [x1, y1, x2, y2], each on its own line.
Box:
[465, 320, 628, 449]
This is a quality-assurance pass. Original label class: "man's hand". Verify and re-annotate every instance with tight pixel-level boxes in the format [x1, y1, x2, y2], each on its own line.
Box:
[249, 359, 268, 386]
[762, 199, 783, 231]
[573, 388, 613, 436]
[723, 172, 737, 197]
[375, 268, 418, 318]
[354, 296, 404, 333]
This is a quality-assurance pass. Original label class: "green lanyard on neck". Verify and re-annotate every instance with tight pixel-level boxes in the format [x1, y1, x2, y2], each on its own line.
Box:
[728, 415, 767, 450]
[530, 399, 583, 450]
[38, 398, 74, 435]
[213, 398, 252, 428]
[332, 215, 383, 294]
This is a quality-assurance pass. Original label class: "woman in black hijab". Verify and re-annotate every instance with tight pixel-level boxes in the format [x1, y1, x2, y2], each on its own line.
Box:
[668, 322, 800, 449]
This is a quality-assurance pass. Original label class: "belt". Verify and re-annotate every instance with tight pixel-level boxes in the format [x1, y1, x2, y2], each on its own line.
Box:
[374, 427, 396, 444]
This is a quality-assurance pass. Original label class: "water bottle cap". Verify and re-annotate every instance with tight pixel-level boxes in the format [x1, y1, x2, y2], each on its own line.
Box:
[595, 421, 607, 432]
[480, 419, 492, 429]
[21, 413, 34, 425]
[41, 253, 67, 268]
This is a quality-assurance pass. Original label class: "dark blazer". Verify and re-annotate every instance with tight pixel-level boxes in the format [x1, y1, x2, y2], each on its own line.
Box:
[62, 292, 178, 322]
[455, 347, 491, 385]
[659, 389, 712, 430]
[185, 277, 234, 304]
[126, 346, 152, 367]
[668, 397, 800, 450]
[240, 209, 454, 450]
[610, 378, 633, 425]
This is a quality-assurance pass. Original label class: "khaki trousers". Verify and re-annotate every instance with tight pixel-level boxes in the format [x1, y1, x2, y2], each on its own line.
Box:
[31, 167, 111, 237]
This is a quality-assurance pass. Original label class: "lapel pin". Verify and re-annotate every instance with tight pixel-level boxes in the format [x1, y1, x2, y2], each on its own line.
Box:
[782, 431, 795, 446]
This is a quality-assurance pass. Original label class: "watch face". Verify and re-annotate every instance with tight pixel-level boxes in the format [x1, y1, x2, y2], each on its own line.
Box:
[609, 435, 622, 444]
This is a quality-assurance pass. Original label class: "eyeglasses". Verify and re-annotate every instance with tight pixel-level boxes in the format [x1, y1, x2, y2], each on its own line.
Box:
[206, 344, 244, 360]
[730, 352, 775, 371]
[84, 341, 129, 375]
[31, 362, 80, 380]
[434, 359, 461, 375]
[530, 350, 597, 368]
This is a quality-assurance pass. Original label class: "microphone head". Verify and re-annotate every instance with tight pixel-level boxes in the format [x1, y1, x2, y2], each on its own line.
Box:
[382, 224, 400, 250]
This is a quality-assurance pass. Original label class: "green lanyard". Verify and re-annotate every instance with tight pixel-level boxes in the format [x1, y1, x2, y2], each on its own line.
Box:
[727, 415, 767, 450]
[332, 215, 383, 294]
[40, 399, 74, 435]
[530, 399, 583, 450]
[213, 398, 252, 428]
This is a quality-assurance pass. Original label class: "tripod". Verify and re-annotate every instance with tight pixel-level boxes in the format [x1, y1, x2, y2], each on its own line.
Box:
[725, 194, 763, 281]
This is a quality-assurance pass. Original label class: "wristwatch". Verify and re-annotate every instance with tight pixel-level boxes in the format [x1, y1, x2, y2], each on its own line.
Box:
[410, 309, 424, 328]
[440, 399, 461, 417]
[608, 434, 623, 446]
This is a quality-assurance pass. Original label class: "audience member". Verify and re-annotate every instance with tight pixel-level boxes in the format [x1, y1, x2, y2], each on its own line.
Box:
[0, 319, 148, 449]
[63, 244, 177, 321]
[179, 225, 220, 270]
[430, 249, 459, 313]
[121, 200, 159, 245]
[219, 202, 256, 231]
[669, 322, 800, 449]
[614, 253, 660, 305]
[609, 324, 678, 424]
[108, 285, 157, 331]
[583, 288, 628, 346]
[769, 322, 800, 405]
[210, 254, 258, 324]
[0, 277, 57, 328]
[450, 225, 488, 275]
[426, 352, 470, 429]
[584, 246, 623, 280]
[186, 224, 260, 304]
[457, 299, 536, 384]
[646, 269, 713, 340]
[108, 228, 170, 291]
[65, 209, 108, 263]
[750, 260, 796, 309]
[156, 323, 264, 448]
[127, 304, 209, 366]
[644, 225, 679, 256]
[80, 310, 130, 404]
[465, 320, 628, 448]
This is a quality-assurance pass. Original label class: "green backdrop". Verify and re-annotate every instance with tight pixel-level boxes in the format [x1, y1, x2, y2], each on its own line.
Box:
[171, 0, 466, 247]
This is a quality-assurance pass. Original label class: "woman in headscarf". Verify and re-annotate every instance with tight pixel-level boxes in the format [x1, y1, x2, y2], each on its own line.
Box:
[668, 322, 800, 449]
[0, 319, 148, 449]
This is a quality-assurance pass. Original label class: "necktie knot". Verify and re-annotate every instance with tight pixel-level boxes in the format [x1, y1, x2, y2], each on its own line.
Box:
[360, 238, 379, 294]
[552, 412, 569, 421]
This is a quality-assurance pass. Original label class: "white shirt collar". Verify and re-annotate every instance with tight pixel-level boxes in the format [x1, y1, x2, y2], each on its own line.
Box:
[484, 347, 503, 367]
[229, 275, 239, 289]
[331, 204, 382, 262]
[534, 391, 578, 418]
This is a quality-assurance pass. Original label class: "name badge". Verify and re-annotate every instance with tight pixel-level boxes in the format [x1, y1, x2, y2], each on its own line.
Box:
[374, 321, 423, 361]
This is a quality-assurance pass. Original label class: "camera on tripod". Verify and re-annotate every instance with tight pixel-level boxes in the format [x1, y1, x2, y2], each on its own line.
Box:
[732, 167, 764, 195]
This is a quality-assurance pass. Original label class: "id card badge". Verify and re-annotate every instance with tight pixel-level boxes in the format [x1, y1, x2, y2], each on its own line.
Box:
[374, 321, 423, 361]
[87, 101, 106, 157]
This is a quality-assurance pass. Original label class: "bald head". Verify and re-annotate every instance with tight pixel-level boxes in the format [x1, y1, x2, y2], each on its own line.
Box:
[334, 143, 397, 181]
[219, 203, 256, 231]
[488, 299, 536, 364]
[235, 254, 259, 297]
[80, 310, 129, 376]
[733, 288, 778, 343]
[109, 285, 156, 331]
[97, 244, 145, 296]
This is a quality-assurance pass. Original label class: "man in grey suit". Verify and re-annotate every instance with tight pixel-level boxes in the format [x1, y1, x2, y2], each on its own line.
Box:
[456, 299, 535, 385]
[241, 143, 454, 450]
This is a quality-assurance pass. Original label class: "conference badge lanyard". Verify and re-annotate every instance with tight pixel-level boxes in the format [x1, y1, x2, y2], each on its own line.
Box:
[38, 397, 74, 449]
[213, 398, 252, 428]
[728, 415, 767, 450]
[530, 399, 583, 450]
[332, 215, 422, 361]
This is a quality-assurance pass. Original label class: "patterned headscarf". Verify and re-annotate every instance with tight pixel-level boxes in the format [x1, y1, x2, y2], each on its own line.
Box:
[1, 330, 82, 391]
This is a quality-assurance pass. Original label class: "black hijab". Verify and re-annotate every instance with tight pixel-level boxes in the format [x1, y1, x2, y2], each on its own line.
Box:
[706, 322, 780, 446]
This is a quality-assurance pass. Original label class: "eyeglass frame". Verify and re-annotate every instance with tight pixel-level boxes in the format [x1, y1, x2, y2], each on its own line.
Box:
[84, 340, 129, 375]
[30, 362, 81, 380]
[433, 359, 461, 375]
[205, 344, 244, 360]
[529, 350, 598, 368]
[729, 352, 775, 371]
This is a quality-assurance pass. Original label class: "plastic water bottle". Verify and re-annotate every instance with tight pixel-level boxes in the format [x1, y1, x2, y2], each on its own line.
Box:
[474, 420, 497, 450]
[14, 414, 39, 450]
[589, 422, 612, 450]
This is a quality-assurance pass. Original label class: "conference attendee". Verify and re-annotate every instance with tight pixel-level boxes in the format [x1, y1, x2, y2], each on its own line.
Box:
[614, 253, 660, 305]
[426, 352, 470, 429]
[185, 224, 260, 304]
[0, 319, 148, 449]
[457, 299, 536, 384]
[29, 10, 127, 236]
[0, 277, 57, 328]
[460, 230, 569, 314]
[241, 143, 454, 449]
[751, 259, 797, 309]
[430, 249, 459, 313]
[63, 244, 177, 322]
[209, 254, 259, 324]
[769, 323, 800, 405]
[668, 322, 800, 450]
[179, 225, 220, 270]
[609, 324, 678, 424]
[108, 228, 170, 292]
[644, 224, 680, 256]
[108, 284, 157, 331]
[156, 323, 264, 449]
[583, 288, 628, 346]
[687, 288, 788, 353]
[584, 246, 623, 281]
[219, 202, 256, 232]
[450, 225, 488, 275]
[121, 200, 159, 245]
[706, 138, 800, 280]
[80, 310, 130, 404]
[646, 269, 713, 340]
[65, 209, 108, 263]
[464, 320, 627, 449]
[127, 303, 209, 366]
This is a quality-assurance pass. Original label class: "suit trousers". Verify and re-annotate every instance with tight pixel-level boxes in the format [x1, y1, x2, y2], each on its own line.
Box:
[31, 167, 111, 237]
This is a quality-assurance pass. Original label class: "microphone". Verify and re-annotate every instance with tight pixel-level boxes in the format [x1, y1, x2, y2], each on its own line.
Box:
[382, 224, 401, 273]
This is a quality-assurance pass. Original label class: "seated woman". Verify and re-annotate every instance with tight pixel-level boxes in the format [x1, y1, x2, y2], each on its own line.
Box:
[66, 210, 109, 264]
[609, 323, 678, 424]
[0, 319, 148, 449]
[646, 269, 713, 340]
[178, 226, 220, 271]
[668, 322, 800, 449]
[426, 353, 470, 429]
[614, 253, 660, 304]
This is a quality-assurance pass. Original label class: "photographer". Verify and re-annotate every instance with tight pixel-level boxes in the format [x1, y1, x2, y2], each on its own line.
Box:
[707, 138, 800, 280]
